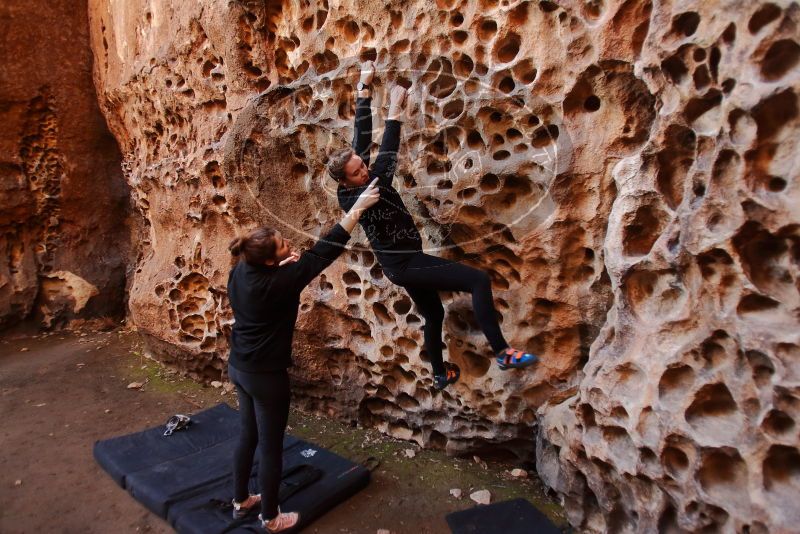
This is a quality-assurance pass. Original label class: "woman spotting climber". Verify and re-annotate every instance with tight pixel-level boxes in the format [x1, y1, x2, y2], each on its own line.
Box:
[328, 62, 539, 391]
[225, 180, 380, 532]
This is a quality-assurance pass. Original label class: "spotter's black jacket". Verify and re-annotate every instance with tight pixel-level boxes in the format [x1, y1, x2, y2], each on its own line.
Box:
[227, 223, 350, 372]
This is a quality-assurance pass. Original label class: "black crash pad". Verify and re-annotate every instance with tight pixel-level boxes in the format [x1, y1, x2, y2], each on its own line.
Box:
[94, 403, 370, 533]
[445, 498, 562, 534]
[94, 403, 241, 488]
[171, 439, 369, 533]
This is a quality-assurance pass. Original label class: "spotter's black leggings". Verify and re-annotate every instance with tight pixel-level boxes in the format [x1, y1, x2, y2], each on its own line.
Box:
[228, 364, 290, 521]
[384, 252, 509, 376]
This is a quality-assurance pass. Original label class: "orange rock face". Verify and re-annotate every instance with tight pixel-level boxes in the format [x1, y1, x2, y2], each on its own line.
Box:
[87, 0, 799, 530]
[0, 0, 131, 329]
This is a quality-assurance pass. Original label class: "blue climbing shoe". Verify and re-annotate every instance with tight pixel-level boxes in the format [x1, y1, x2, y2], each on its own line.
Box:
[434, 362, 461, 390]
[496, 347, 539, 370]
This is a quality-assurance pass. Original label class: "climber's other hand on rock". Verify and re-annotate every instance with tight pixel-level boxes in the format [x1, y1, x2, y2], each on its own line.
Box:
[359, 61, 375, 86]
[388, 86, 408, 121]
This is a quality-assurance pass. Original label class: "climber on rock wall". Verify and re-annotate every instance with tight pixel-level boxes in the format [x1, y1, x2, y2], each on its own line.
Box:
[329, 61, 539, 391]
[225, 179, 380, 532]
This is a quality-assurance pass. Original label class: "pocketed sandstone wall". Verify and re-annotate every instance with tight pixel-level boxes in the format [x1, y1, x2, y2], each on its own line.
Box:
[534, 2, 800, 531]
[0, 0, 131, 330]
[87, 0, 799, 530]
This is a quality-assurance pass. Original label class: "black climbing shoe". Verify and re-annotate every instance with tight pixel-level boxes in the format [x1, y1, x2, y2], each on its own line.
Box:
[434, 363, 460, 390]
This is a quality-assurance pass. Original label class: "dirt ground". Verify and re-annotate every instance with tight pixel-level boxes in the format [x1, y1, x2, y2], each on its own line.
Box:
[0, 325, 566, 533]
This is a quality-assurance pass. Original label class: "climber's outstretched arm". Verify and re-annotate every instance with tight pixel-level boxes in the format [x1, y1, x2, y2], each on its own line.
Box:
[281, 179, 379, 292]
[371, 86, 407, 187]
[352, 62, 374, 166]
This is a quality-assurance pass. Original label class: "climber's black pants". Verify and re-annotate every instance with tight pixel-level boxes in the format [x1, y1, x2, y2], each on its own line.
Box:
[228, 364, 290, 521]
[384, 252, 509, 376]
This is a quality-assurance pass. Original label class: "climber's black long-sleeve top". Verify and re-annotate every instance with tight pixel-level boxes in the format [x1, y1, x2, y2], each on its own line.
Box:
[227, 224, 350, 373]
[337, 97, 422, 270]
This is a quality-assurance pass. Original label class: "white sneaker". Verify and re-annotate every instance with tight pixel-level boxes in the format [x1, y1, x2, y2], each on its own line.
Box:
[259, 508, 300, 532]
[231, 493, 261, 518]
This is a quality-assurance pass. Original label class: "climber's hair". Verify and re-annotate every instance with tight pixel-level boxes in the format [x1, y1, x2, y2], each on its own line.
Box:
[229, 227, 279, 265]
[326, 147, 354, 182]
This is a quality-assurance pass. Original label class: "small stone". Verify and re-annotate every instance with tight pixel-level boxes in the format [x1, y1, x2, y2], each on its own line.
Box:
[127, 381, 144, 389]
[104, 409, 112, 414]
[450, 488, 462, 499]
[210, 380, 223, 388]
[403, 448, 416, 458]
[20, 347, 29, 352]
[15, 479, 22, 486]
[377, 529, 391, 534]
[473, 455, 488, 469]
[470, 489, 491, 505]
[511, 468, 528, 478]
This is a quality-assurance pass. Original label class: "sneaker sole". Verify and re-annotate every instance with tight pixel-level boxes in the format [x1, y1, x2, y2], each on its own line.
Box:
[264, 515, 301, 533]
[497, 357, 538, 371]
[433, 379, 459, 391]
